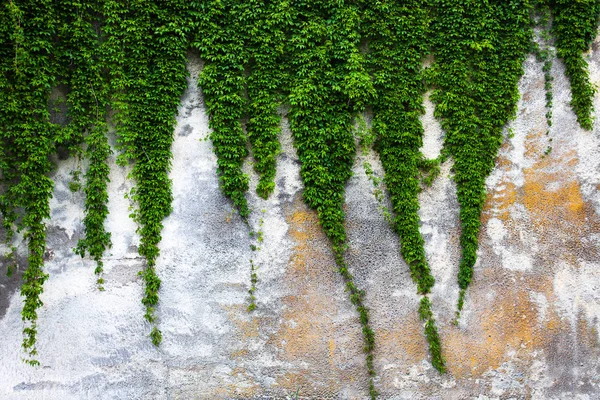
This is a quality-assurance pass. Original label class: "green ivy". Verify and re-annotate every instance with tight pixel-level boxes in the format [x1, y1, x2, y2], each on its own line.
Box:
[54, 0, 112, 290]
[0, 1, 595, 389]
[429, 0, 532, 319]
[362, 0, 445, 373]
[418, 297, 445, 371]
[532, 2, 555, 128]
[549, 0, 600, 130]
[246, 0, 290, 199]
[194, 0, 251, 219]
[0, 0, 62, 365]
[0, 3, 18, 241]
[247, 259, 258, 311]
[287, 1, 378, 397]
[103, 0, 191, 345]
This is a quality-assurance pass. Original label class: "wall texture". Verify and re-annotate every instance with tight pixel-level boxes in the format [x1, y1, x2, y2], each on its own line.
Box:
[1, 35, 600, 399]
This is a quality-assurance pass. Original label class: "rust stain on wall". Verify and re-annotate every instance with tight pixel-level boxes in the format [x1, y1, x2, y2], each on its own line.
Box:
[268, 194, 366, 395]
[442, 122, 600, 381]
[443, 285, 537, 378]
[208, 368, 261, 400]
[482, 141, 519, 226]
[441, 270, 569, 380]
[521, 127, 600, 262]
[223, 304, 260, 339]
[375, 314, 428, 374]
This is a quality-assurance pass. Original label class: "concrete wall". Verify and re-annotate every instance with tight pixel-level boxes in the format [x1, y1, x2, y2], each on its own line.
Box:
[1, 36, 600, 399]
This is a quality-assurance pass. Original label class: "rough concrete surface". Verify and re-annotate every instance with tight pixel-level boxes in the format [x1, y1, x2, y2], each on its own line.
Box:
[2, 34, 600, 399]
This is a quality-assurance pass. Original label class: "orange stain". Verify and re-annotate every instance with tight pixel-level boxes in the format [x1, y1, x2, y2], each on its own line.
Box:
[270, 195, 366, 394]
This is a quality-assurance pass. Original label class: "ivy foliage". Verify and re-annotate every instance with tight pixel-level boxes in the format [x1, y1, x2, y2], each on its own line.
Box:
[194, 0, 252, 219]
[1, 2, 598, 393]
[103, 0, 192, 345]
[287, 1, 378, 397]
[548, 0, 600, 130]
[54, 0, 112, 290]
[429, 0, 532, 317]
[0, 0, 62, 365]
[195, 0, 289, 212]
[362, 0, 445, 373]
[531, 2, 555, 128]
[245, 0, 290, 199]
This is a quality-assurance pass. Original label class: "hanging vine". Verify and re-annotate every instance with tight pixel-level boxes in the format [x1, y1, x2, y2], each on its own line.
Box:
[429, 0, 532, 319]
[245, 0, 289, 199]
[532, 2, 555, 130]
[288, 1, 378, 397]
[362, 0, 445, 373]
[54, 0, 112, 290]
[531, 1, 555, 157]
[0, 3, 17, 242]
[548, 0, 600, 130]
[0, 2, 597, 390]
[103, 0, 191, 345]
[194, 0, 251, 219]
[0, 0, 62, 365]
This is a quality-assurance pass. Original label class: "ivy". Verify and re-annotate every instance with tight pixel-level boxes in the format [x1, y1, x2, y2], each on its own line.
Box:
[0, 3, 17, 240]
[362, 0, 445, 373]
[247, 259, 258, 311]
[54, 0, 112, 290]
[0, 0, 62, 365]
[418, 297, 445, 371]
[246, 0, 290, 199]
[0, 1, 594, 388]
[531, 2, 555, 129]
[531, 2, 556, 156]
[103, 0, 191, 345]
[287, 1, 378, 397]
[194, 0, 251, 219]
[429, 0, 532, 319]
[548, 0, 600, 130]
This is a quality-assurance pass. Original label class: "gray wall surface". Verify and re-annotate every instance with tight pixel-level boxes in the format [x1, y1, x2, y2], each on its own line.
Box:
[1, 36, 600, 399]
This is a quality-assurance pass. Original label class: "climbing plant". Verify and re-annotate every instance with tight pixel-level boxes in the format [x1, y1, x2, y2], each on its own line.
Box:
[103, 0, 191, 345]
[54, 0, 112, 290]
[194, 0, 252, 219]
[0, 0, 62, 365]
[195, 1, 290, 314]
[287, 1, 378, 397]
[532, 1, 555, 129]
[548, 0, 600, 130]
[429, 0, 532, 318]
[362, 0, 445, 373]
[245, 0, 289, 199]
[0, 3, 17, 241]
[531, 1, 555, 156]
[0, 3, 597, 395]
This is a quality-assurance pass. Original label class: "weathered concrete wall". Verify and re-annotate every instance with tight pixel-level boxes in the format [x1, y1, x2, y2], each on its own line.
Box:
[1, 34, 600, 399]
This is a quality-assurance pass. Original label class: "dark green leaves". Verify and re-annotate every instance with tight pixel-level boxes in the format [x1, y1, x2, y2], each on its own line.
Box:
[429, 0, 532, 318]
[550, 0, 600, 130]
[287, 2, 378, 397]
[363, 0, 445, 373]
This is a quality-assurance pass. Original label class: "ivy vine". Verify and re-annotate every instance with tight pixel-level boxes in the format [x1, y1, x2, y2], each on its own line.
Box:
[362, 0, 445, 373]
[0, 0, 62, 365]
[549, 0, 600, 130]
[194, 0, 251, 219]
[0, 2, 597, 392]
[246, 0, 289, 199]
[103, 0, 191, 345]
[429, 0, 532, 319]
[287, 1, 378, 397]
[532, 2, 555, 129]
[54, 0, 112, 290]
